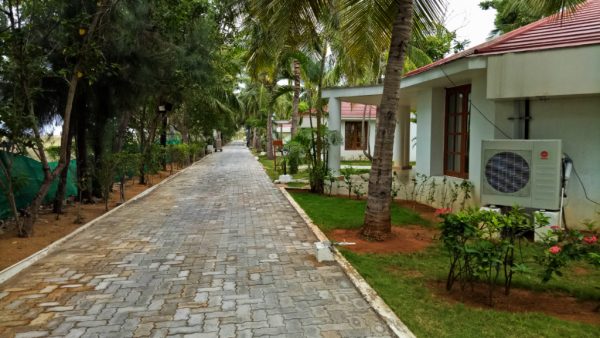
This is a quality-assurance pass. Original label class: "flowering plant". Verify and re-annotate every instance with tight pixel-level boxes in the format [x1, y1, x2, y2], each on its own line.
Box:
[434, 208, 452, 216]
[548, 246, 561, 254]
[538, 218, 599, 282]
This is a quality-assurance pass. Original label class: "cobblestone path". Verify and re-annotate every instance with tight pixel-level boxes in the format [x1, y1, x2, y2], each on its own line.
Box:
[0, 143, 392, 338]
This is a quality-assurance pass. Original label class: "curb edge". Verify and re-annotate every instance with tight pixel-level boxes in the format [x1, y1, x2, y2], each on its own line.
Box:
[0, 155, 210, 285]
[279, 187, 416, 338]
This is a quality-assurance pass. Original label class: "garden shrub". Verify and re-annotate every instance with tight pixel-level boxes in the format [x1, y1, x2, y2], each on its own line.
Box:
[537, 218, 599, 282]
[286, 141, 303, 175]
[189, 142, 205, 162]
[438, 207, 534, 306]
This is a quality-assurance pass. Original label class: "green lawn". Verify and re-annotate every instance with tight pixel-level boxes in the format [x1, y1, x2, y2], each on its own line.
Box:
[286, 181, 308, 188]
[341, 160, 372, 166]
[255, 154, 310, 181]
[289, 191, 429, 232]
[290, 191, 600, 337]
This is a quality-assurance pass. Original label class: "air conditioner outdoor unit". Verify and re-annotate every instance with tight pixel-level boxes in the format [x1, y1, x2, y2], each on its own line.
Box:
[481, 139, 562, 210]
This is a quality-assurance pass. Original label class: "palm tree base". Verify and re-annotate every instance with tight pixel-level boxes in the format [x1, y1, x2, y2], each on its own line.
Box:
[360, 226, 392, 241]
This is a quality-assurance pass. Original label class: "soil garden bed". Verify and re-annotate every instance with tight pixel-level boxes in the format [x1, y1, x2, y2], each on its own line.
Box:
[329, 226, 438, 254]
[333, 222, 600, 326]
[286, 189, 600, 334]
[0, 170, 178, 271]
[430, 280, 600, 325]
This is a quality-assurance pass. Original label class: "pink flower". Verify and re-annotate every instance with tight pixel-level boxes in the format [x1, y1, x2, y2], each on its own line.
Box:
[548, 246, 561, 254]
[435, 208, 452, 216]
[550, 225, 561, 231]
[583, 236, 597, 245]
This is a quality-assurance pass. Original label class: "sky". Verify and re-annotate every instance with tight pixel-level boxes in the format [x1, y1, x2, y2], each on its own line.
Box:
[445, 0, 497, 48]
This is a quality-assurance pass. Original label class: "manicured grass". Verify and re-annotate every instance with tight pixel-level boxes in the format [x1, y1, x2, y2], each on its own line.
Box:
[256, 154, 310, 181]
[289, 192, 600, 337]
[343, 250, 599, 338]
[286, 181, 307, 188]
[288, 191, 429, 232]
[341, 160, 372, 166]
[256, 155, 278, 180]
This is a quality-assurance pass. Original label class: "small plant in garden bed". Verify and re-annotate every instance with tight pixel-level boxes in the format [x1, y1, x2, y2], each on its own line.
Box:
[438, 207, 538, 306]
[537, 216, 600, 312]
[290, 192, 600, 335]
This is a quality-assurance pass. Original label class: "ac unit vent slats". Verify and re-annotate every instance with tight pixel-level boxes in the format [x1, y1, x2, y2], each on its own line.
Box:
[481, 140, 561, 210]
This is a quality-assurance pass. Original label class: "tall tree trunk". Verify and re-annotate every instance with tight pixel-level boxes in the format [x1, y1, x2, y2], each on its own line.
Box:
[21, 74, 78, 236]
[22, 1, 111, 236]
[91, 85, 110, 199]
[53, 128, 73, 214]
[266, 112, 274, 159]
[291, 59, 301, 137]
[0, 153, 19, 224]
[252, 127, 260, 150]
[76, 92, 92, 202]
[113, 110, 133, 153]
[362, 0, 413, 241]
[160, 109, 167, 170]
[138, 107, 147, 184]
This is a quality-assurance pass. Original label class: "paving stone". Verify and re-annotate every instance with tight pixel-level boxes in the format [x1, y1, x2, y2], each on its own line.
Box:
[15, 331, 49, 338]
[0, 143, 392, 337]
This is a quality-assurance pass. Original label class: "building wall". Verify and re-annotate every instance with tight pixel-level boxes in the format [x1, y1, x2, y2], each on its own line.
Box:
[487, 45, 600, 99]
[415, 87, 445, 176]
[468, 74, 497, 202]
[528, 95, 600, 225]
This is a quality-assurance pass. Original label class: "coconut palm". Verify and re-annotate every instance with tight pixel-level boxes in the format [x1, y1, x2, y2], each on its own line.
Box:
[331, 0, 443, 240]
[352, 0, 584, 240]
[246, 0, 445, 233]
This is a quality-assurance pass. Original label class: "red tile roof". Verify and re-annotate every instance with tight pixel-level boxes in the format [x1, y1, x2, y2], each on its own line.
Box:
[301, 102, 378, 118]
[341, 102, 377, 119]
[403, 0, 600, 78]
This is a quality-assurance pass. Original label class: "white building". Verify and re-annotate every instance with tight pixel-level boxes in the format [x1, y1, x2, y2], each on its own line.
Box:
[299, 103, 416, 162]
[323, 0, 600, 224]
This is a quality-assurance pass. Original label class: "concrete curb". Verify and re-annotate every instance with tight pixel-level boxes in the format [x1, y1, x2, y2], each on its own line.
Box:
[0, 155, 211, 285]
[280, 187, 416, 338]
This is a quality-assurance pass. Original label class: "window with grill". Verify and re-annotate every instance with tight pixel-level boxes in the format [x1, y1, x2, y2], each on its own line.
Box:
[444, 85, 471, 178]
[344, 121, 368, 150]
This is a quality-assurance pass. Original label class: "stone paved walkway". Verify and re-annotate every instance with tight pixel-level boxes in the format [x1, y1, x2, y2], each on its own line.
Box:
[0, 143, 392, 338]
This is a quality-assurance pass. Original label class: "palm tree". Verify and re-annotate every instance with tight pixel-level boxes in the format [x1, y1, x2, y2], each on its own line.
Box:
[357, 0, 584, 240]
[246, 0, 444, 221]
[331, 0, 442, 240]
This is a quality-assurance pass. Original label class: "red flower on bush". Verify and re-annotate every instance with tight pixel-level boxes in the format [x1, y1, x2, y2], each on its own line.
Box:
[435, 208, 452, 216]
[550, 225, 561, 231]
[548, 246, 561, 254]
[583, 235, 597, 245]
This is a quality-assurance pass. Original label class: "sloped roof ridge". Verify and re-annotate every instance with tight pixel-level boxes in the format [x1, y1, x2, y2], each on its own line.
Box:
[403, 0, 597, 78]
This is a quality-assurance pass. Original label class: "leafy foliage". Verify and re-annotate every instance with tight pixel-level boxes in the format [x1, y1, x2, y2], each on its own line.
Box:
[439, 207, 534, 306]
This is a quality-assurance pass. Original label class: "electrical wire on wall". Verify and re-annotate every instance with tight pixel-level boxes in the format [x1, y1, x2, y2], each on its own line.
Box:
[438, 65, 600, 226]
[439, 67, 513, 139]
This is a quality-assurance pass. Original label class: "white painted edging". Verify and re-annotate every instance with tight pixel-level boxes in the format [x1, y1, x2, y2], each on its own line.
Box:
[0, 156, 210, 285]
[280, 187, 416, 338]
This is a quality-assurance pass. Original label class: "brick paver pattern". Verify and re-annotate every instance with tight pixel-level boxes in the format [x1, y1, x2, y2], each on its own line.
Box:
[0, 143, 392, 338]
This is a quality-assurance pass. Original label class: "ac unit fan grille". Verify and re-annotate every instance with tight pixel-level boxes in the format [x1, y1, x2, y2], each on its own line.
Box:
[485, 151, 530, 193]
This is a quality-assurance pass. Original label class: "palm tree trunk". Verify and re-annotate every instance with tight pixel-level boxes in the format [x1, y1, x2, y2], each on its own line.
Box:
[291, 59, 301, 136]
[252, 127, 260, 150]
[53, 129, 73, 214]
[362, 0, 413, 241]
[266, 112, 274, 159]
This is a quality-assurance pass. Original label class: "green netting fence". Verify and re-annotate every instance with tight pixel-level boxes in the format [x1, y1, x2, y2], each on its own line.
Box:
[0, 151, 77, 220]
